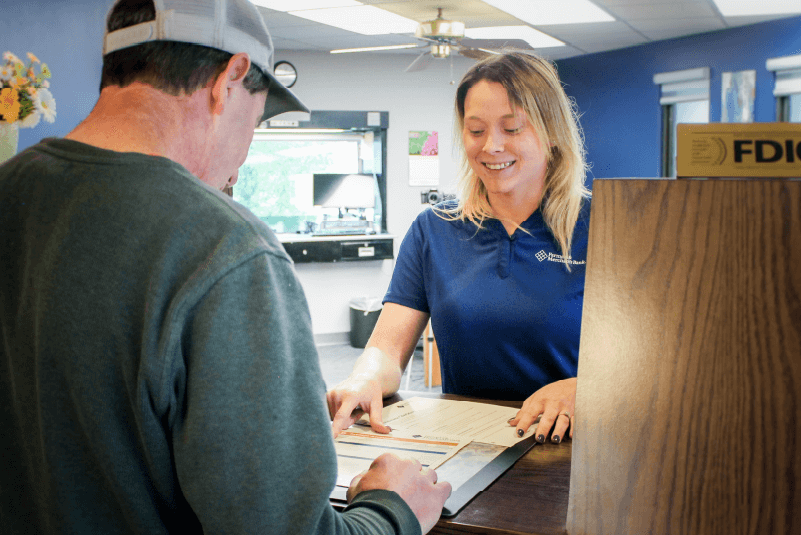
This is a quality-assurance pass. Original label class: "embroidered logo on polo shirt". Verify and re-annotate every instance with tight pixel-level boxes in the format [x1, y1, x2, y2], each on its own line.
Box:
[536, 250, 586, 265]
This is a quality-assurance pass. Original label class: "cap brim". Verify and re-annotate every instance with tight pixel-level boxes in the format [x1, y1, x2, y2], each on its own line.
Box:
[261, 70, 310, 122]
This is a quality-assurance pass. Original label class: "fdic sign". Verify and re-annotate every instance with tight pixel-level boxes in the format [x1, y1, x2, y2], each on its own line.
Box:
[677, 123, 801, 178]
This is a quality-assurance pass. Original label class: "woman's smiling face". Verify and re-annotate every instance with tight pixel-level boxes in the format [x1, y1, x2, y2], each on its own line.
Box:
[462, 79, 548, 207]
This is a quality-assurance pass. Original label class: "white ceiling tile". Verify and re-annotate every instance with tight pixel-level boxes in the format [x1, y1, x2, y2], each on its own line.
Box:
[594, 0, 713, 6]
[541, 21, 644, 40]
[630, 17, 725, 32]
[572, 35, 650, 53]
[723, 13, 801, 26]
[371, 0, 513, 20]
[603, 2, 718, 20]
[257, 1, 801, 60]
[537, 45, 589, 60]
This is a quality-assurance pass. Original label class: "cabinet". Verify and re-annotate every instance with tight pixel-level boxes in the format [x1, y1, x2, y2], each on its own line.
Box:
[279, 235, 394, 264]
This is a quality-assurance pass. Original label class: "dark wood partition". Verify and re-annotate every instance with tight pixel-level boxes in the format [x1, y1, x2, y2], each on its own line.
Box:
[566, 179, 801, 535]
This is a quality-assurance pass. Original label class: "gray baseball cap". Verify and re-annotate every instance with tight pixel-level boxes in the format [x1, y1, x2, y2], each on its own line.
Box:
[103, 0, 309, 121]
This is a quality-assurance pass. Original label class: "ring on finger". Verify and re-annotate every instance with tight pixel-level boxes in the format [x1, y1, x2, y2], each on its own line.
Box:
[559, 411, 571, 423]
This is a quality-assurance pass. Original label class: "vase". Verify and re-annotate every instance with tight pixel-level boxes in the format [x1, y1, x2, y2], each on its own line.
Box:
[0, 121, 20, 164]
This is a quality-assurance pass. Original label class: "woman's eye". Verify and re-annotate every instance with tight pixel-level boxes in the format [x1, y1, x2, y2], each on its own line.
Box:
[505, 127, 522, 134]
[469, 130, 484, 136]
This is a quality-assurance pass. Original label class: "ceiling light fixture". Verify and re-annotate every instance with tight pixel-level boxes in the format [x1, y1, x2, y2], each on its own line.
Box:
[288, 5, 418, 35]
[331, 43, 420, 54]
[464, 26, 565, 48]
[711, 0, 801, 16]
[482, 0, 614, 25]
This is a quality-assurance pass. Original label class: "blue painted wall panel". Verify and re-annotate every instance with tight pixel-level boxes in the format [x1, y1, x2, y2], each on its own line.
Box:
[556, 15, 801, 181]
[2, 0, 110, 152]
[3, 0, 800, 179]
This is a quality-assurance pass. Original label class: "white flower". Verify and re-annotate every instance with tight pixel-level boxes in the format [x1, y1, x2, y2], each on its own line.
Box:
[35, 87, 56, 123]
[0, 65, 13, 82]
[20, 110, 41, 129]
[3, 52, 23, 65]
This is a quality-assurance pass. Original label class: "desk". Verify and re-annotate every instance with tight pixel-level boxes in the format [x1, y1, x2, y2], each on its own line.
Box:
[337, 391, 571, 535]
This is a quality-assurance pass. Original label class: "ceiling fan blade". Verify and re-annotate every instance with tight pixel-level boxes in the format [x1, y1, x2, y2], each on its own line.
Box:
[458, 47, 496, 60]
[458, 37, 532, 51]
[405, 51, 433, 72]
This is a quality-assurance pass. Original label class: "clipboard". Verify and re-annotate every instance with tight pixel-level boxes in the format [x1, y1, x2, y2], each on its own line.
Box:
[329, 431, 539, 518]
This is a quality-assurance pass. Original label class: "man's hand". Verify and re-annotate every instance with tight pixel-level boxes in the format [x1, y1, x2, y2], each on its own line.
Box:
[347, 453, 452, 534]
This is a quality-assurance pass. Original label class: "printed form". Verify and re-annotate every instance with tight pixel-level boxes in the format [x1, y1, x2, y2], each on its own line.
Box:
[334, 397, 535, 489]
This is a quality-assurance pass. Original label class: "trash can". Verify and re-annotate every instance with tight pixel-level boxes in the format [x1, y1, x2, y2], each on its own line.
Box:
[349, 297, 383, 348]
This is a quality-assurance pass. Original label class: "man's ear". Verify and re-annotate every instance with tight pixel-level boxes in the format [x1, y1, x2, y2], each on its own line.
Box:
[210, 52, 251, 116]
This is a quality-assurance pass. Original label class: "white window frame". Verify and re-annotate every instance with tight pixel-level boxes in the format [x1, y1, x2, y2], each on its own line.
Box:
[766, 53, 801, 122]
[653, 67, 711, 105]
[654, 67, 711, 177]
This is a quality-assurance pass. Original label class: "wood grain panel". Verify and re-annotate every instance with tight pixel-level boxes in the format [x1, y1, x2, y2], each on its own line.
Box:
[566, 179, 801, 535]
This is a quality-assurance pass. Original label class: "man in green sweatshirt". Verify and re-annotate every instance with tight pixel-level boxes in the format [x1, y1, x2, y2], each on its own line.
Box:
[0, 1, 450, 533]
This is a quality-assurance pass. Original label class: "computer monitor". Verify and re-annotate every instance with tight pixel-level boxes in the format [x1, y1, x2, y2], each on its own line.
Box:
[313, 174, 375, 209]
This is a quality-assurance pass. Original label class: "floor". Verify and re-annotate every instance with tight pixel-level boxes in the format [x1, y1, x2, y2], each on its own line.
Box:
[316, 342, 442, 394]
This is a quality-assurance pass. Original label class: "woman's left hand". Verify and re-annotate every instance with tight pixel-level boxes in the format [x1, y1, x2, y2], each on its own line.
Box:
[508, 377, 577, 444]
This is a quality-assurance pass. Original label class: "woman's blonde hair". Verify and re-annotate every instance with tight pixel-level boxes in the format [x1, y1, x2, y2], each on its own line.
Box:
[441, 51, 590, 260]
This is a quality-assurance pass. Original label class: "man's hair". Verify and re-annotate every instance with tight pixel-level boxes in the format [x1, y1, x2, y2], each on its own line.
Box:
[100, 0, 270, 96]
[441, 51, 590, 262]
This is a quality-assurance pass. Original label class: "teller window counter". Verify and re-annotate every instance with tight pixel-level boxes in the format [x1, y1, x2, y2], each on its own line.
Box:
[277, 234, 394, 264]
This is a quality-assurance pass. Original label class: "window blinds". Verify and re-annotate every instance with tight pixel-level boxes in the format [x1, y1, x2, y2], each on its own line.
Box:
[653, 67, 710, 105]
[766, 54, 801, 97]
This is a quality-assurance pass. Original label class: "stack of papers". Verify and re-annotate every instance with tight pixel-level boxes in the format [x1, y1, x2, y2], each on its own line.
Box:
[334, 397, 535, 490]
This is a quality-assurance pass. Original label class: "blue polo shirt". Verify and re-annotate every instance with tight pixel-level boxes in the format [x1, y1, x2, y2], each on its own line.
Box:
[384, 200, 590, 400]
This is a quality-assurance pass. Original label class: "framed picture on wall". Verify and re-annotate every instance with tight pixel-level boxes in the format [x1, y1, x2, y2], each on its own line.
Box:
[721, 70, 756, 123]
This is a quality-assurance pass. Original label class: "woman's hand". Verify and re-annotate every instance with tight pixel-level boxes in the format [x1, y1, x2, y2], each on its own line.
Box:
[328, 305, 430, 438]
[508, 377, 577, 444]
[327, 376, 391, 438]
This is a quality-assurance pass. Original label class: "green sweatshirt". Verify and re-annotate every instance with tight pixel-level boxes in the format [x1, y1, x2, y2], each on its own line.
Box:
[0, 139, 420, 535]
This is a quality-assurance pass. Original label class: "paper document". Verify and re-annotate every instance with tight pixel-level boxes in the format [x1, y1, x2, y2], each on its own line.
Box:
[334, 427, 469, 487]
[371, 397, 534, 448]
[335, 397, 535, 490]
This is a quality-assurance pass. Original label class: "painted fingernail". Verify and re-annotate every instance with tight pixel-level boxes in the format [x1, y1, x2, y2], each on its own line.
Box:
[552, 435, 561, 444]
[537, 434, 545, 443]
[517, 429, 524, 437]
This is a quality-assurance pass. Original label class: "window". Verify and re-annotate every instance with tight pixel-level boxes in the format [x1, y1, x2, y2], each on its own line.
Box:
[231, 111, 388, 234]
[788, 95, 801, 122]
[236, 132, 363, 233]
[766, 53, 801, 122]
[654, 67, 710, 177]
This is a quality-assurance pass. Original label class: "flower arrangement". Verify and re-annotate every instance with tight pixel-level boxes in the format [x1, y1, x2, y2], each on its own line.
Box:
[0, 51, 56, 128]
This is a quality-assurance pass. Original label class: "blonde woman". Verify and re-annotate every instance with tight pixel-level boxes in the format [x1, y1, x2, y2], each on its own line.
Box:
[328, 52, 591, 445]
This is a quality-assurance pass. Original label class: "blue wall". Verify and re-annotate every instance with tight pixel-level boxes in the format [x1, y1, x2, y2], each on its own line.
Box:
[3, 0, 800, 174]
[2, 0, 111, 152]
[556, 15, 801, 180]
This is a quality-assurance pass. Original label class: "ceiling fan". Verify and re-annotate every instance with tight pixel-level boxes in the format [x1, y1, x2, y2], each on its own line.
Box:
[403, 8, 530, 73]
